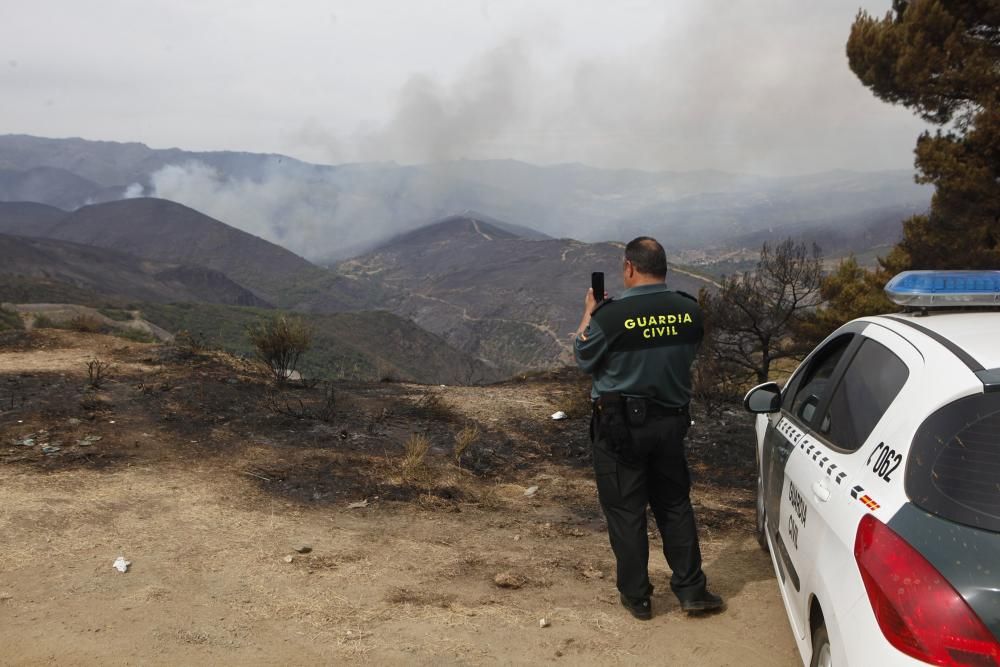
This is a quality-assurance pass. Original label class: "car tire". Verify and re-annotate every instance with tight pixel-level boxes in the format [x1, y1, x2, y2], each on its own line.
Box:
[755, 469, 769, 552]
[809, 624, 832, 667]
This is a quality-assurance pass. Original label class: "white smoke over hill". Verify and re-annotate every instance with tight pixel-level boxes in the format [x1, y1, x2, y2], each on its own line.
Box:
[138, 160, 487, 260]
[138, 162, 366, 260]
[132, 156, 930, 265]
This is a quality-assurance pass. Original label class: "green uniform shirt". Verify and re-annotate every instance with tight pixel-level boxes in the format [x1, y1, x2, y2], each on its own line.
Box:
[574, 284, 703, 407]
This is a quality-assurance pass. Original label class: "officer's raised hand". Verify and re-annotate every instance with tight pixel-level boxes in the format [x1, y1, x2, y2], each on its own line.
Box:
[576, 287, 608, 340]
[584, 287, 609, 311]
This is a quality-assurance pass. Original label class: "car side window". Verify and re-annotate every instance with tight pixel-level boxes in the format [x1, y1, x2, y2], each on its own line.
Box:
[816, 338, 909, 452]
[786, 334, 853, 427]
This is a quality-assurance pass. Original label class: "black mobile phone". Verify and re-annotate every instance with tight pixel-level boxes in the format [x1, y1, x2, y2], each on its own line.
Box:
[591, 271, 605, 302]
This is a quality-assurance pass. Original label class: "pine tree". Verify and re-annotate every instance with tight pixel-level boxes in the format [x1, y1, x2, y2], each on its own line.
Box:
[848, 0, 1000, 270]
[794, 257, 894, 347]
[819, 0, 1000, 325]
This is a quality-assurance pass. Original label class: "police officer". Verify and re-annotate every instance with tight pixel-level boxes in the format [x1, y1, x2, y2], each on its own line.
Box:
[574, 236, 723, 620]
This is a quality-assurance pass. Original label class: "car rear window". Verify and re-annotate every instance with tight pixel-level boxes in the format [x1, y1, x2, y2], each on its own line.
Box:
[906, 392, 1000, 533]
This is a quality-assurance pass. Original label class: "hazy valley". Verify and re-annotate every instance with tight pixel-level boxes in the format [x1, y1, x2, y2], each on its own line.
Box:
[0, 133, 928, 380]
[1, 134, 928, 260]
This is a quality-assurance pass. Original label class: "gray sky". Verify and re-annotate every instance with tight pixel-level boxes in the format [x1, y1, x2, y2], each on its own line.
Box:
[1, 0, 928, 174]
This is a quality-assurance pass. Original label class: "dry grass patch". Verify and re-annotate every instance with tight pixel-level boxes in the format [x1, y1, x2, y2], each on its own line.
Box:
[401, 433, 432, 476]
[452, 424, 479, 466]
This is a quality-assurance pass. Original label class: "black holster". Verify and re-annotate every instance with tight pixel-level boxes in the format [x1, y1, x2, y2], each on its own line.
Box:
[625, 396, 648, 427]
[594, 393, 642, 463]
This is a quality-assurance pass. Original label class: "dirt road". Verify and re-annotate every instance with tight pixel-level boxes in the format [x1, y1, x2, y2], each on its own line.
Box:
[0, 330, 799, 665]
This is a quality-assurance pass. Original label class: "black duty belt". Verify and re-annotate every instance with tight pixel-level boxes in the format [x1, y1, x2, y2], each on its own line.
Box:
[593, 395, 688, 417]
[591, 394, 689, 459]
[645, 402, 689, 417]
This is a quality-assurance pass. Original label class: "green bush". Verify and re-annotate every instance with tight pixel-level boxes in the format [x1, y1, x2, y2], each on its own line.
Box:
[0, 307, 23, 332]
[246, 315, 313, 384]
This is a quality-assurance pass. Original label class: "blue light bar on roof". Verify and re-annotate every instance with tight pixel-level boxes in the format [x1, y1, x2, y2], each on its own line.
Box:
[885, 270, 1000, 307]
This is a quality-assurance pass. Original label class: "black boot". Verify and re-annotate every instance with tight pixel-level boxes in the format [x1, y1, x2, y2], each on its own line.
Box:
[679, 590, 724, 614]
[619, 593, 652, 620]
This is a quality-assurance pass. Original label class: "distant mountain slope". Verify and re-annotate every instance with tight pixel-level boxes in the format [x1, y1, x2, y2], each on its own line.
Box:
[5, 303, 173, 341]
[53, 199, 315, 292]
[0, 198, 371, 309]
[0, 134, 303, 187]
[380, 215, 524, 247]
[0, 233, 269, 307]
[613, 170, 928, 253]
[338, 215, 717, 373]
[138, 302, 501, 385]
[0, 135, 931, 263]
[450, 211, 552, 240]
[0, 200, 69, 235]
[0, 198, 388, 315]
[0, 274, 112, 306]
[724, 205, 907, 257]
[0, 167, 113, 210]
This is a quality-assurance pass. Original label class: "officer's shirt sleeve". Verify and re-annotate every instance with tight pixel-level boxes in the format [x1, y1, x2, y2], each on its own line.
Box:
[574, 318, 607, 374]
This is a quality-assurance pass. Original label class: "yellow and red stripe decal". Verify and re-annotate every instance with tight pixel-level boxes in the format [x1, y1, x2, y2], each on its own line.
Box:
[859, 495, 881, 511]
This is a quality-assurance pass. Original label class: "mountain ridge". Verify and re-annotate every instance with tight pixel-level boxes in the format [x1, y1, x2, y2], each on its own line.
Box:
[0, 233, 269, 307]
[1, 134, 931, 262]
[338, 214, 718, 373]
[0, 198, 350, 306]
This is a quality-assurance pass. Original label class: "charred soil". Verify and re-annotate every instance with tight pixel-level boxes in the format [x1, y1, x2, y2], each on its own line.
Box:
[0, 330, 797, 665]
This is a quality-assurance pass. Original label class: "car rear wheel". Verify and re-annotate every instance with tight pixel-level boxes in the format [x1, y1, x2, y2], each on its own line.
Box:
[809, 624, 832, 667]
[755, 468, 768, 552]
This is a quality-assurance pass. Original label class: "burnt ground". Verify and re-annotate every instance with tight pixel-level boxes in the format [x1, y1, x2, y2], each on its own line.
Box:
[0, 329, 796, 665]
[0, 332, 756, 525]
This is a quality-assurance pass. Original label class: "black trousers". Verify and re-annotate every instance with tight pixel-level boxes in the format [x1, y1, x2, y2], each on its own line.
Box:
[591, 413, 707, 602]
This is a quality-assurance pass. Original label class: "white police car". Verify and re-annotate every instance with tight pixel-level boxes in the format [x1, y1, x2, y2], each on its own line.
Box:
[744, 271, 1000, 667]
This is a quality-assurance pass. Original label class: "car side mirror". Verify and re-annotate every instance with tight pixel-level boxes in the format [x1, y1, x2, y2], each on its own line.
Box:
[744, 382, 782, 414]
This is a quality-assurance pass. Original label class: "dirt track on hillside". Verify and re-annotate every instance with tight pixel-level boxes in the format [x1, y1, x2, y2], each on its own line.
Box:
[0, 331, 799, 665]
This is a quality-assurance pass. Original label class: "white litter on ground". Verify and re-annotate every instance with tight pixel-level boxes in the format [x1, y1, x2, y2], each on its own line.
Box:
[550, 411, 568, 420]
[112, 556, 131, 573]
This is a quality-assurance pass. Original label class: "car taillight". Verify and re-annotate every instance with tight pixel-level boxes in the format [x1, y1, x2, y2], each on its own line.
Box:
[854, 514, 1000, 666]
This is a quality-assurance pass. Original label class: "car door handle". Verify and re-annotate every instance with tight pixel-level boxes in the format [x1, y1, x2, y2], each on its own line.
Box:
[812, 481, 831, 502]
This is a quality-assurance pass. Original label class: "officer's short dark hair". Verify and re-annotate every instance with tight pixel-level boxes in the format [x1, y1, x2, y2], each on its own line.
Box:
[625, 237, 667, 277]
